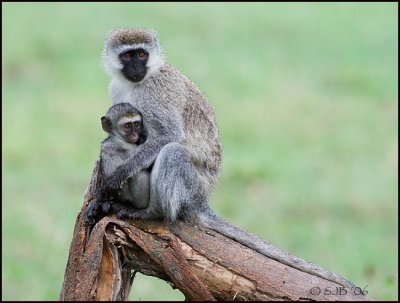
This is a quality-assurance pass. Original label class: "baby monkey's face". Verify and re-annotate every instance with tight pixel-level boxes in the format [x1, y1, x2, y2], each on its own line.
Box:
[101, 110, 144, 145]
[117, 114, 143, 144]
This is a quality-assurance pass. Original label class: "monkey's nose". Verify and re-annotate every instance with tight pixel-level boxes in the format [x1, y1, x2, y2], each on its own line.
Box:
[129, 133, 139, 143]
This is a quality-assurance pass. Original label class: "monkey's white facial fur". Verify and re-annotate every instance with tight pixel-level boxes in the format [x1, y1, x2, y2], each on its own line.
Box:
[117, 115, 142, 129]
[103, 28, 165, 82]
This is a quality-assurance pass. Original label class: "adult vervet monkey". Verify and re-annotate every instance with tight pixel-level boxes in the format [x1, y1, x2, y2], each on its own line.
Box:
[93, 28, 353, 288]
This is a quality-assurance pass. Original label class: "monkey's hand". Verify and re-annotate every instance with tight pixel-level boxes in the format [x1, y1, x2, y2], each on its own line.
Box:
[106, 164, 136, 190]
[84, 201, 101, 226]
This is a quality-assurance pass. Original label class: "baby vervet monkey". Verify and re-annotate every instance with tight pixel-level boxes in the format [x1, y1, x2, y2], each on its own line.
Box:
[84, 103, 150, 225]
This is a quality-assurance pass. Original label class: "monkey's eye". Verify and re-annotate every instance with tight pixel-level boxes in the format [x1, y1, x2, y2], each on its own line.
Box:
[122, 52, 133, 61]
[123, 122, 132, 129]
[138, 52, 147, 60]
[133, 121, 141, 128]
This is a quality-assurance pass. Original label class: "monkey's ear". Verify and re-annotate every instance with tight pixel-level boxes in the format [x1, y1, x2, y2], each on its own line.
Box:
[101, 116, 112, 133]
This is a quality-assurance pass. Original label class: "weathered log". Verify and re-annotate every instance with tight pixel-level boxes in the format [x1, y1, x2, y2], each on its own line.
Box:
[60, 162, 370, 301]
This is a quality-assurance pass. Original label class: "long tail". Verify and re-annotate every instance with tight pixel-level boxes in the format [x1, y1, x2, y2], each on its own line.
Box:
[198, 208, 355, 288]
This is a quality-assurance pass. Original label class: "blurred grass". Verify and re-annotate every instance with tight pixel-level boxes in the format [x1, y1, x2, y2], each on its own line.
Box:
[2, 2, 398, 301]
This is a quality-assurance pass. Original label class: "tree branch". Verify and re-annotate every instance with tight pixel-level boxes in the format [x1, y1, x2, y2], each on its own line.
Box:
[60, 162, 370, 301]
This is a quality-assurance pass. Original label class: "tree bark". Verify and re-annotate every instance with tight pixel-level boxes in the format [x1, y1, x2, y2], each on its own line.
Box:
[60, 162, 370, 301]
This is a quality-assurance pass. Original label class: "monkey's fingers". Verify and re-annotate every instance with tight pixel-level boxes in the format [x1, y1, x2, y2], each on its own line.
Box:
[84, 210, 96, 226]
[107, 169, 131, 190]
[84, 201, 101, 226]
[101, 200, 112, 213]
[116, 209, 129, 219]
[84, 216, 96, 226]
[109, 202, 135, 219]
[106, 174, 124, 190]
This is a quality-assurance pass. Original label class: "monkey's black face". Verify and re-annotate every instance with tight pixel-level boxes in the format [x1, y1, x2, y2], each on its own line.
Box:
[119, 49, 149, 82]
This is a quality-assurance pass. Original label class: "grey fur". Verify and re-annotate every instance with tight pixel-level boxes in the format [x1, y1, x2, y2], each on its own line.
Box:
[100, 103, 150, 210]
[102, 28, 355, 288]
[103, 29, 222, 222]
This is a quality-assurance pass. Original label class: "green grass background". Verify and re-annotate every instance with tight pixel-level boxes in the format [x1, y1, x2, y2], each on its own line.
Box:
[2, 2, 398, 300]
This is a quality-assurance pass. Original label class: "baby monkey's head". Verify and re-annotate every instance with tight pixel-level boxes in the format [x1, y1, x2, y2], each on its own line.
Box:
[101, 103, 145, 144]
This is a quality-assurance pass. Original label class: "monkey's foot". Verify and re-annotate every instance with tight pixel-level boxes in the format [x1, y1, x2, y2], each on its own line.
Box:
[110, 202, 137, 219]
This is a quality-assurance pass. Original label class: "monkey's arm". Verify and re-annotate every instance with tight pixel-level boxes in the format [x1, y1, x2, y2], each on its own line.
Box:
[107, 137, 170, 189]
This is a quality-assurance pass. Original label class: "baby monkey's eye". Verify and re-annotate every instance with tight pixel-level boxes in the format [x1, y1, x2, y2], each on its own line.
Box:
[133, 121, 141, 128]
[124, 122, 132, 129]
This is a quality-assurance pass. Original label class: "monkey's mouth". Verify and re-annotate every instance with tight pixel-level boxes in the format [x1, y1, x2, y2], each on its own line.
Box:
[127, 134, 139, 144]
[129, 75, 146, 82]
[122, 65, 148, 83]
